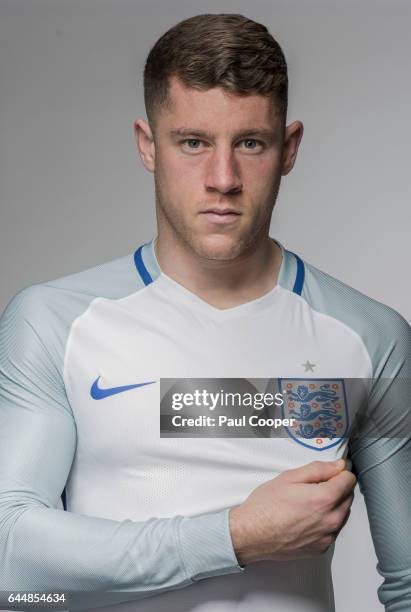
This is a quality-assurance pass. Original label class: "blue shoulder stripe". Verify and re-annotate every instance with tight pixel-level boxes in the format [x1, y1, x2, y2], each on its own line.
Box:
[134, 244, 153, 286]
[61, 487, 67, 511]
[290, 252, 305, 295]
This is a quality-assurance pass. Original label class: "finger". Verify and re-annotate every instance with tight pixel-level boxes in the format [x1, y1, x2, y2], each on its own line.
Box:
[320, 470, 357, 505]
[331, 508, 352, 538]
[326, 496, 353, 532]
[283, 459, 346, 485]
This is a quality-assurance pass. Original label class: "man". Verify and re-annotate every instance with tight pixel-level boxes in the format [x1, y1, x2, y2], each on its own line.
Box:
[0, 12, 409, 612]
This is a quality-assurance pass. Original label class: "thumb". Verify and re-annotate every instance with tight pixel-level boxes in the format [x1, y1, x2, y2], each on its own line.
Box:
[282, 459, 346, 484]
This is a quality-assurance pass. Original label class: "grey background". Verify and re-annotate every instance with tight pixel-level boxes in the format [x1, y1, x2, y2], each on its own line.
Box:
[0, 0, 410, 610]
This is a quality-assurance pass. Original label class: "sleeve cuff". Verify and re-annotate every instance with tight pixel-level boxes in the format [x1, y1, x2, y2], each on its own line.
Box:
[177, 508, 245, 582]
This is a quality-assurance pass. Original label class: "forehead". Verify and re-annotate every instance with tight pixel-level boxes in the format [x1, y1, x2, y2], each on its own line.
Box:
[158, 75, 280, 131]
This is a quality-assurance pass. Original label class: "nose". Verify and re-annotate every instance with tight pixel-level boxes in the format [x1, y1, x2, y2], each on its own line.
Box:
[204, 146, 243, 195]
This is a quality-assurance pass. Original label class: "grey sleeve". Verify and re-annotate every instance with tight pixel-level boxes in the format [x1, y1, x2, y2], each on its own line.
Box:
[0, 288, 243, 610]
[348, 311, 411, 611]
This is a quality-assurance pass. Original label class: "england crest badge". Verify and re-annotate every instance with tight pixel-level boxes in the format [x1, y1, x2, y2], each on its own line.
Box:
[278, 379, 349, 451]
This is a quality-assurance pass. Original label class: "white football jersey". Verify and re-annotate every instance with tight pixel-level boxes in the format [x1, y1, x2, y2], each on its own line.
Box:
[0, 237, 409, 611]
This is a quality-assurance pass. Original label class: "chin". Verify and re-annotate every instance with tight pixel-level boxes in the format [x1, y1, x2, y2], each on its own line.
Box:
[190, 234, 245, 261]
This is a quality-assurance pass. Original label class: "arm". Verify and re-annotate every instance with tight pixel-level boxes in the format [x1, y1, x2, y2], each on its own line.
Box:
[348, 312, 411, 611]
[0, 287, 242, 610]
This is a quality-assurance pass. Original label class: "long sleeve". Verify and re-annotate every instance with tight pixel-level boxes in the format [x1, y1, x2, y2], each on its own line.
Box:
[0, 287, 242, 611]
[349, 311, 411, 611]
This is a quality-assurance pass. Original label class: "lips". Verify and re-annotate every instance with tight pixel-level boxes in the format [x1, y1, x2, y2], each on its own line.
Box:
[201, 208, 241, 216]
[200, 208, 241, 224]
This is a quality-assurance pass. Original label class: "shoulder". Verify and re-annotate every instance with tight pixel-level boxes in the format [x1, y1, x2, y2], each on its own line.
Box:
[1, 251, 143, 329]
[0, 251, 145, 374]
[299, 256, 410, 376]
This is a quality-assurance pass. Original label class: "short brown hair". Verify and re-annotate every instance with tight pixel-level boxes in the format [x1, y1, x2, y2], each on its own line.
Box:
[143, 13, 288, 130]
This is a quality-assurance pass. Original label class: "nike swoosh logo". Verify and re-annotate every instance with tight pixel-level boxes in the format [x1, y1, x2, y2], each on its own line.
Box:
[90, 376, 156, 400]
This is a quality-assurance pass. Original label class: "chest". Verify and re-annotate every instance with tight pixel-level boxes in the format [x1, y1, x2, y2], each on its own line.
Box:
[63, 296, 368, 506]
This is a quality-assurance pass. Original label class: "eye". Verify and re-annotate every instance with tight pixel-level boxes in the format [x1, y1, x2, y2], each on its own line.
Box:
[181, 139, 203, 150]
[179, 137, 265, 152]
[240, 139, 264, 150]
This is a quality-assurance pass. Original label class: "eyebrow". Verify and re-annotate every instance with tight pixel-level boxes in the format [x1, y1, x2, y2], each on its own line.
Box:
[169, 127, 276, 141]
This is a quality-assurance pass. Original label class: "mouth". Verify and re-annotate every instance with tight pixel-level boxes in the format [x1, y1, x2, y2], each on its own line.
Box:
[200, 208, 242, 225]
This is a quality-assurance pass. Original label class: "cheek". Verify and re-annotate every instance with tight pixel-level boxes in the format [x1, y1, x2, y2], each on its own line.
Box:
[160, 147, 202, 180]
[155, 157, 200, 218]
[242, 159, 281, 195]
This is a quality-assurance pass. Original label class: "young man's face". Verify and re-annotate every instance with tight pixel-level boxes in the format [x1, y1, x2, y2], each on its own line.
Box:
[136, 76, 302, 261]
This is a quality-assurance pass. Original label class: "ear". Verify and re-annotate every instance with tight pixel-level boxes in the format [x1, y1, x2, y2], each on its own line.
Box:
[134, 119, 156, 173]
[281, 120, 304, 176]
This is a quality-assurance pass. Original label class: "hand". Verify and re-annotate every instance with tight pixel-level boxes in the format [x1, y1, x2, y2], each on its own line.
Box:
[229, 459, 356, 565]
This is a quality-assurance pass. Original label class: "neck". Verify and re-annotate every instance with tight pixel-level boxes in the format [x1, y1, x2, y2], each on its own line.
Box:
[154, 232, 282, 310]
